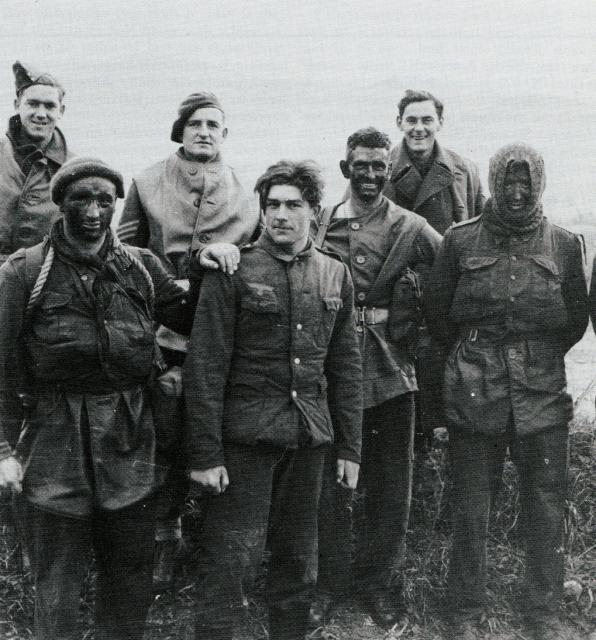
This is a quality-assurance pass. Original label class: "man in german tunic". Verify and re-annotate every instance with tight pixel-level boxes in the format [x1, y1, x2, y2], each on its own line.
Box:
[184, 160, 362, 640]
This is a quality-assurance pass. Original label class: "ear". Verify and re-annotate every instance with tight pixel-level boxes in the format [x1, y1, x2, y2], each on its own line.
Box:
[221, 127, 228, 140]
[14, 97, 19, 111]
[340, 159, 350, 179]
[396, 115, 403, 130]
[311, 204, 321, 218]
[59, 103, 65, 118]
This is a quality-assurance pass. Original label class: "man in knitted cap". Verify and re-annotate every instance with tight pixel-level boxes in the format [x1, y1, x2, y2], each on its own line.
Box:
[0, 157, 193, 640]
[426, 143, 588, 640]
[0, 61, 73, 265]
[117, 91, 258, 589]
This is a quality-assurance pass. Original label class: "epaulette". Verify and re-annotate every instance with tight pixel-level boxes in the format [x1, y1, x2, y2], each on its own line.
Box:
[448, 215, 482, 231]
[315, 244, 344, 263]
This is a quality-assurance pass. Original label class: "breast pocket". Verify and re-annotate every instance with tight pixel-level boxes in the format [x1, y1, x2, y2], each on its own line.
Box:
[32, 292, 73, 344]
[238, 292, 283, 345]
[318, 297, 343, 345]
[457, 256, 501, 302]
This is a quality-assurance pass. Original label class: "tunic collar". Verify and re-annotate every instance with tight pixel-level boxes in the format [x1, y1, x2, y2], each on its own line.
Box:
[257, 231, 314, 262]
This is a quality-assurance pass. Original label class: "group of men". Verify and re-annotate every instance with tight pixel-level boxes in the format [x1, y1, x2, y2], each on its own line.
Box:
[0, 60, 589, 640]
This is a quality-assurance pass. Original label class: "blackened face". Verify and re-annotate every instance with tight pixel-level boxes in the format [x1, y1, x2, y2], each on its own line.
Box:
[340, 146, 391, 204]
[503, 162, 531, 217]
[60, 177, 116, 242]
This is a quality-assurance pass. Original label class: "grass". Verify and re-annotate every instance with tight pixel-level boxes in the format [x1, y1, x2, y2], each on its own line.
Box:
[0, 417, 593, 640]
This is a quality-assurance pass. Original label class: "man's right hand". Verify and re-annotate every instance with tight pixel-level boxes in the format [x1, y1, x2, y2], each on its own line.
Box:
[189, 466, 229, 494]
[199, 243, 240, 275]
[0, 456, 23, 493]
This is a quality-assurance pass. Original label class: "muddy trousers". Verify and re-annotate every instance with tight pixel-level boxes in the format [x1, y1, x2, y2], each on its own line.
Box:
[22, 495, 156, 640]
[447, 424, 569, 622]
[317, 393, 415, 596]
[193, 443, 327, 640]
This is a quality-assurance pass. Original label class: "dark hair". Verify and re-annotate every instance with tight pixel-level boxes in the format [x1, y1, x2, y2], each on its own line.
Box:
[254, 160, 324, 210]
[397, 90, 443, 119]
[17, 79, 65, 103]
[345, 127, 391, 162]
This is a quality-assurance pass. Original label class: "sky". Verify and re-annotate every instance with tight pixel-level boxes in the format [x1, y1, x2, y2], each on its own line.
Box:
[1, 0, 595, 215]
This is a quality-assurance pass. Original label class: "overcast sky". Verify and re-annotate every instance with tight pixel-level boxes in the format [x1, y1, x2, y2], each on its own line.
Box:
[1, 0, 595, 212]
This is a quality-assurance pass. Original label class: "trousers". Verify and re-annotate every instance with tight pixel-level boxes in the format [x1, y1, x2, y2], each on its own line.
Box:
[193, 442, 327, 640]
[447, 424, 569, 620]
[22, 495, 156, 640]
[317, 392, 415, 595]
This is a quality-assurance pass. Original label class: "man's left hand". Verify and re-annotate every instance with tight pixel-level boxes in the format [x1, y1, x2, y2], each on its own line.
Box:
[336, 458, 359, 489]
[199, 243, 240, 275]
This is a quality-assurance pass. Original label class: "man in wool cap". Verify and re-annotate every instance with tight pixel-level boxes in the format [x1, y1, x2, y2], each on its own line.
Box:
[426, 143, 588, 640]
[117, 91, 258, 589]
[0, 157, 193, 639]
[0, 61, 73, 265]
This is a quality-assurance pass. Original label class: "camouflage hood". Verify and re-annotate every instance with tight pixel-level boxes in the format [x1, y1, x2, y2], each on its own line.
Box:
[486, 143, 545, 230]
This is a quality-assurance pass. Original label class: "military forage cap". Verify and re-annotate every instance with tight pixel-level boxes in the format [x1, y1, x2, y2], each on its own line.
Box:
[51, 157, 125, 204]
[13, 60, 64, 97]
[170, 91, 224, 143]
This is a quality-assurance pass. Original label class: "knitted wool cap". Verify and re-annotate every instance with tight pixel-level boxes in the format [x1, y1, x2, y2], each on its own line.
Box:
[13, 60, 64, 97]
[170, 92, 224, 143]
[51, 157, 125, 204]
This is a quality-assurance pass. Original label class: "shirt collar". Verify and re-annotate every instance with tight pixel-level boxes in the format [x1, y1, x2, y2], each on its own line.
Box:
[257, 230, 314, 262]
[6, 114, 68, 170]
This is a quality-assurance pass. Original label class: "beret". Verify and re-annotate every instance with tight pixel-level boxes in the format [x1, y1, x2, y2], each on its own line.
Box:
[51, 157, 125, 204]
[171, 91, 224, 143]
[13, 60, 64, 97]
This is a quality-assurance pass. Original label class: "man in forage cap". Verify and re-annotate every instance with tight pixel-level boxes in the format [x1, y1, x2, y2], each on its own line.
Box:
[117, 91, 259, 589]
[0, 156, 193, 639]
[0, 61, 74, 265]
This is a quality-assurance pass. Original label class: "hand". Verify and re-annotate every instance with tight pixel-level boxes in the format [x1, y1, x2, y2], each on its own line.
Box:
[336, 458, 359, 490]
[156, 365, 183, 398]
[0, 456, 23, 493]
[199, 243, 241, 275]
[189, 466, 229, 494]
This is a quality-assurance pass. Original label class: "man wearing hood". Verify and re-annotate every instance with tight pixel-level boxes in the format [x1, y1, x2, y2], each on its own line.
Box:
[117, 91, 258, 588]
[0, 61, 73, 264]
[426, 143, 588, 640]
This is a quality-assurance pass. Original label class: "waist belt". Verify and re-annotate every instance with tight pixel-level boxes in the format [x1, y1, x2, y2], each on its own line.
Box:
[459, 326, 554, 343]
[356, 306, 389, 326]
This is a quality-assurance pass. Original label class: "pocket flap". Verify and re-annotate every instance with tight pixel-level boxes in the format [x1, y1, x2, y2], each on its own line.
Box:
[241, 293, 280, 313]
[39, 292, 72, 310]
[460, 256, 499, 271]
[529, 255, 560, 277]
[324, 297, 343, 311]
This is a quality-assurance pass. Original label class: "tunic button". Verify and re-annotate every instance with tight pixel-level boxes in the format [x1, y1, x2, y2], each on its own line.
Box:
[291, 390, 298, 398]
[81, 274, 88, 281]
[511, 255, 517, 261]
[508, 348, 516, 358]
[510, 274, 516, 280]
[357, 292, 366, 301]
[198, 233, 211, 243]
[351, 222, 360, 230]
[296, 323, 303, 330]
[188, 167, 198, 175]
[510, 296, 515, 302]
[356, 325, 364, 333]
[356, 255, 366, 264]
[294, 357, 300, 365]
[193, 198, 200, 208]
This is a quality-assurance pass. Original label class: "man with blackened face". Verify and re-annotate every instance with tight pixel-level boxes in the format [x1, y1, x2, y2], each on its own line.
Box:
[426, 144, 589, 640]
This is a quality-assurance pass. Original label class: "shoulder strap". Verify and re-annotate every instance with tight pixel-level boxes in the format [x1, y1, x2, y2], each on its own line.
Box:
[314, 206, 335, 248]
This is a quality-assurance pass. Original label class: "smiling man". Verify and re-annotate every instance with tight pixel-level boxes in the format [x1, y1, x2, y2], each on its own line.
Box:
[183, 161, 362, 640]
[426, 143, 588, 640]
[117, 91, 258, 588]
[310, 128, 441, 628]
[0, 61, 73, 265]
[0, 157, 194, 640]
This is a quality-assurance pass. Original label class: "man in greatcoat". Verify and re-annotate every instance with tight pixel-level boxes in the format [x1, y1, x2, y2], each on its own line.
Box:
[117, 91, 258, 587]
[0, 157, 193, 640]
[0, 61, 73, 265]
[184, 160, 362, 640]
[311, 127, 441, 627]
[426, 143, 588, 640]
[383, 89, 486, 445]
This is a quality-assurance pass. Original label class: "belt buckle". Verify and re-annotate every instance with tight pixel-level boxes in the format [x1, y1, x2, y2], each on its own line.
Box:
[370, 307, 376, 325]
[469, 328, 478, 342]
[358, 306, 366, 326]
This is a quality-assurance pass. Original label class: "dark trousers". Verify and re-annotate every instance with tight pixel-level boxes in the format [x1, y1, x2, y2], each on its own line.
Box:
[447, 424, 569, 621]
[194, 443, 327, 640]
[317, 393, 415, 595]
[22, 495, 156, 640]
